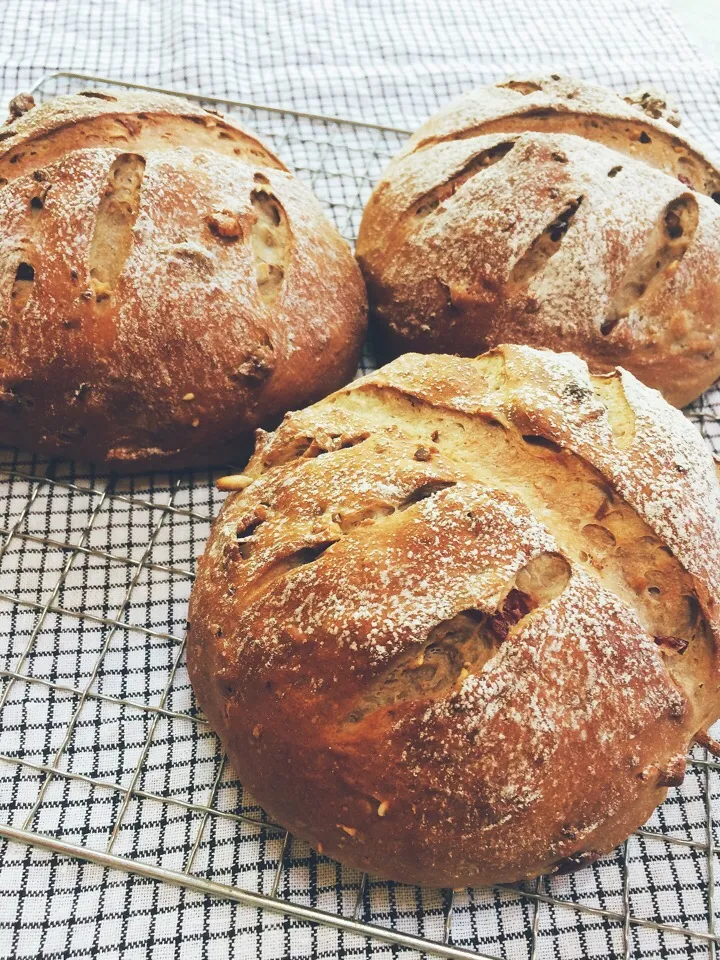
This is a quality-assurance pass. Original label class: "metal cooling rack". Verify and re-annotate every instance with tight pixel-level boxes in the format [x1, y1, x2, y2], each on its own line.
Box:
[0, 69, 719, 960]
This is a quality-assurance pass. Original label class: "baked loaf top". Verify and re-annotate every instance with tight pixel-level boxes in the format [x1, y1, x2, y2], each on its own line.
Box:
[356, 74, 720, 407]
[188, 344, 720, 888]
[0, 91, 366, 468]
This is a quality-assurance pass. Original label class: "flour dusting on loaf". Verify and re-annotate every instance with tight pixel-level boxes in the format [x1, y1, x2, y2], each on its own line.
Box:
[188, 345, 720, 888]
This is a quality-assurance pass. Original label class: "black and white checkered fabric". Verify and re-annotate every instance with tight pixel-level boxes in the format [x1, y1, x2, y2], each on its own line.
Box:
[1, 2, 720, 958]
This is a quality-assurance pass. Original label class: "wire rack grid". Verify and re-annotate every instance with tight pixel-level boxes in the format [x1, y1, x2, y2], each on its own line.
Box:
[0, 70, 719, 960]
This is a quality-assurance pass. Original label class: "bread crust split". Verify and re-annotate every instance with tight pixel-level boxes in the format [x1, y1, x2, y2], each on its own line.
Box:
[188, 344, 720, 887]
[356, 74, 720, 407]
[0, 90, 367, 469]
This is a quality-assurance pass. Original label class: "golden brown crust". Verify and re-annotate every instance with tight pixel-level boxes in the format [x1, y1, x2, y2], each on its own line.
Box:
[356, 75, 720, 407]
[0, 91, 367, 468]
[187, 345, 720, 887]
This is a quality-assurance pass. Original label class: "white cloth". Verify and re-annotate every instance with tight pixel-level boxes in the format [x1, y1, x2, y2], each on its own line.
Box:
[0, 2, 718, 958]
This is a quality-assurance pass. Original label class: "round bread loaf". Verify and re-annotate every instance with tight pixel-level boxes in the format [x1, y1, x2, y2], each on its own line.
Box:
[356, 74, 720, 407]
[188, 344, 720, 888]
[0, 91, 366, 468]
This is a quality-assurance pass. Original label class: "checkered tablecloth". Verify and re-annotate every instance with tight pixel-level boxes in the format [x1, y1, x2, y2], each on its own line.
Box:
[1, 2, 720, 959]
